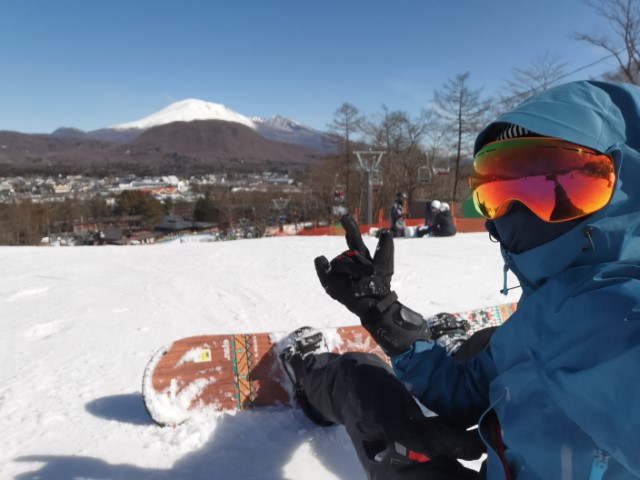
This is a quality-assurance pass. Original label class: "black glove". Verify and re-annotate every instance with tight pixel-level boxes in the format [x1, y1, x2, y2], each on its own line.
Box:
[428, 313, 471, 355]
[363, 416, 483, 479]
[314, 215, 432, 356]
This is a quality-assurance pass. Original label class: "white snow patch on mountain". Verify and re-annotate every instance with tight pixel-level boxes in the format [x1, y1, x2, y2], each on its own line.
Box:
[253, 115, 300, 129]
[111, 99, 257, 131]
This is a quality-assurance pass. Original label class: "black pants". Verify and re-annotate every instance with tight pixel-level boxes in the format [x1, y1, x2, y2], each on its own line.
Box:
[297, 329, 496, 480]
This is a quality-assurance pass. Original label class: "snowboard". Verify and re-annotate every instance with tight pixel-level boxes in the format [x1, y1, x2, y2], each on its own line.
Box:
[142, 303, 517, 426]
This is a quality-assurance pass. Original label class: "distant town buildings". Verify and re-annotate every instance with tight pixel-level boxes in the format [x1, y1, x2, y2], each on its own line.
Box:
[0, 172, 299, 204]
[0, 171, 313, 246]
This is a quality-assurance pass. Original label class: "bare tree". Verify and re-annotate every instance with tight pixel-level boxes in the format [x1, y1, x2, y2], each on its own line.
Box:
[393, 110, 431, 204]
[574, 0, 640, 84]
[326, 103, 365, 211]
[304, 155, 345, 220]
[433, 72, 492, 202]
[498, 52, 569, 113]
[363, 106, 435, 217]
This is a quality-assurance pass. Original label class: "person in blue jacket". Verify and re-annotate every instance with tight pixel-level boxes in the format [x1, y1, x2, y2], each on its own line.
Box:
[282, 80, 640, 480]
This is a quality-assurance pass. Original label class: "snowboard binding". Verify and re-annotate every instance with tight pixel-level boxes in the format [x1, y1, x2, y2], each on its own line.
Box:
[278, 326, 334, 426]
[279, 326, 328, 387]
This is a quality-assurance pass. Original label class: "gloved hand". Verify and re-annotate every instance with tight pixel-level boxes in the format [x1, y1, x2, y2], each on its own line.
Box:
[362, 415, 484, 479]
[428, 313, 471, 355]
[314, 214, 393, 318]
[315, 215, 432, 356]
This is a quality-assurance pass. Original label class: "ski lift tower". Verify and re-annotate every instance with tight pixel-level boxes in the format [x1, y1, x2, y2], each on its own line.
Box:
[272, 197, 289, 232]
[355, 150, 385, 225]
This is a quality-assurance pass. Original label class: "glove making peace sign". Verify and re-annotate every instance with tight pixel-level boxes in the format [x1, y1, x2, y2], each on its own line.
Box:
[314, 215, 432, 356]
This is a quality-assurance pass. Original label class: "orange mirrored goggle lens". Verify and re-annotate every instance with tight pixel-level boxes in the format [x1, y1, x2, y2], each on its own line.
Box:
[469, 137, 615, 222]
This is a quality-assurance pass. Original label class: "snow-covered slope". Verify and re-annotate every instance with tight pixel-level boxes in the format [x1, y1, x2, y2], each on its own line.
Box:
[111, 99, 256, 130]
[1, 233, 519, 479]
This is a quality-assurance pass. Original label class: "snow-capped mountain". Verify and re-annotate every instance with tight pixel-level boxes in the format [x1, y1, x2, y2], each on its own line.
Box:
[111, 99, 256, 131]
[252, 115, 304, 131]
[45, 98, 338, 155]
[253, 115, 337, 153]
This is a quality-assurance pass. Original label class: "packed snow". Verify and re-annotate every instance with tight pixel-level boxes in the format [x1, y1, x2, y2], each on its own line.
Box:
[1, 232, 520, 479]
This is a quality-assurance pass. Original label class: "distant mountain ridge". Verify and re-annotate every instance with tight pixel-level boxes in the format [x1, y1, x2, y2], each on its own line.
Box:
[253, 115, 337, 153]
[49, 99, 337, 154]
[0, 99, 336, 176]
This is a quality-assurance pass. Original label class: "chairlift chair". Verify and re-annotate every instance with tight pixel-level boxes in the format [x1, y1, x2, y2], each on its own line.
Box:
[432, 154, 453, 176]
[417, 165, 433, 184]
[370, 170, 384, 191]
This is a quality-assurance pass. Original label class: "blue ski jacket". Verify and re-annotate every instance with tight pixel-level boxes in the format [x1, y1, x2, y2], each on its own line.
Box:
[392, 81, 640, 480]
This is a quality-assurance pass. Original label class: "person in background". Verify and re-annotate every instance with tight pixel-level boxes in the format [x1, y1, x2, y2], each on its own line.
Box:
[282, 80, 640, 480]
[417, 201, 456, 237]
[428, 202, 456, 237]
[390, 192, 407, 237]
[424, 200, 438, 227]
[416, 199, 440, 237]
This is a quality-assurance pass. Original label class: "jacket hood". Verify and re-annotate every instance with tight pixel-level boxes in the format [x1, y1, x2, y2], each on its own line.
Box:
[475, 81, 640, 297]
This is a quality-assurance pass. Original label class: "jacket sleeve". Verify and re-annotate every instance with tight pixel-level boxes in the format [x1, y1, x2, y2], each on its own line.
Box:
[391, 339, 498, 427]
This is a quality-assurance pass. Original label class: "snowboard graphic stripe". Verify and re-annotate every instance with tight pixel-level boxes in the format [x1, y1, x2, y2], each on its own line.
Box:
[232, 334, 257, 410]
[454, 302, 516, 332]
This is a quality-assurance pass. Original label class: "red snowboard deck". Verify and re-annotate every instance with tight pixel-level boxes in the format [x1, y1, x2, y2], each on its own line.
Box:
[142, 303, 517, 425]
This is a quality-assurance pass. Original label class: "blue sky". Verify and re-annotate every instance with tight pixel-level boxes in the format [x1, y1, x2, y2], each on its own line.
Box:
[1, 0, 619, 134]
